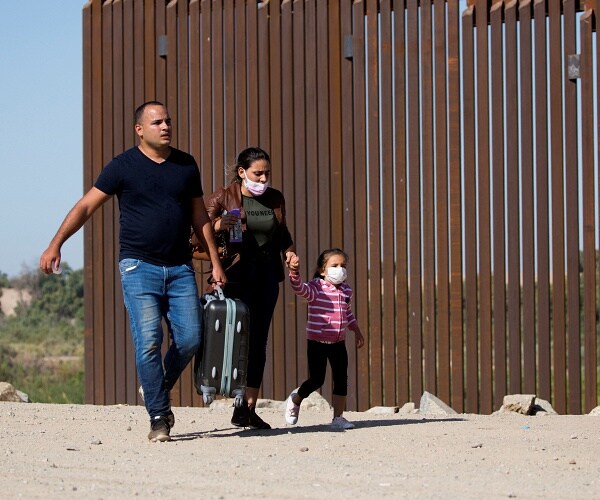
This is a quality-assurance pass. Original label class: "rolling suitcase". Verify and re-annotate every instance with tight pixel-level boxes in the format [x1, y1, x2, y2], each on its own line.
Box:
[194, 287, 249, 407]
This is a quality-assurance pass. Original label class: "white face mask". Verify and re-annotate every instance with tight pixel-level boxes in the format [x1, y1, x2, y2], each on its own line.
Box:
[243, 176, 269, 196]
[325, 266, 347, 285]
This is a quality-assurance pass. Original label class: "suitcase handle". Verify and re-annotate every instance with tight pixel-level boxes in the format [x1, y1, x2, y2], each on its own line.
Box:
[214, 285, 225, 301]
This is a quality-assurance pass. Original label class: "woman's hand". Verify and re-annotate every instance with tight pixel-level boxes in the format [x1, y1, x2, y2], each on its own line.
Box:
[286, 251, 299, 273]
[215, 212, 239, 232]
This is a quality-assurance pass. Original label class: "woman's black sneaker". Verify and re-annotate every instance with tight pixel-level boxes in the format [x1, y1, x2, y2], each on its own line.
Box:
[248, 406, 271, 429]
[231, 403, 250, 427]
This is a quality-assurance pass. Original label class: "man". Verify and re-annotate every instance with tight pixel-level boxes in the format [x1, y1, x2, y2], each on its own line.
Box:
[40, 101, 226, 442]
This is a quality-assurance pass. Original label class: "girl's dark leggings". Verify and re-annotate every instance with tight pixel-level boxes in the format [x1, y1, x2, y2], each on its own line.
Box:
[297, 339, 348, 398]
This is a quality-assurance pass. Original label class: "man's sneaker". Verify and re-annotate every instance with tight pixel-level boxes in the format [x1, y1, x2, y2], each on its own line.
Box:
[148, 415, 172, 442]
[249, 406, 271, 429]
[139, 386, 175, 428]
[331, 416, 355, 430]
[231, 402, 250, 427]
[285, 393, 300, 425]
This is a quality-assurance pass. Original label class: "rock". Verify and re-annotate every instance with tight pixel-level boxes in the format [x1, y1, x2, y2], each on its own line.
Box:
[0, 382, 30, 403]
[531, 398, 557, 415]
[496, 394, 536, 415]
[366, 406, 399, 415]
[418, 391, 457, 416]
[588, 406, 600, 416]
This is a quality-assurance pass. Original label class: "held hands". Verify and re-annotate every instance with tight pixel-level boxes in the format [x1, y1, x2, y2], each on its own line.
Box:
[286, 251, 299, 274]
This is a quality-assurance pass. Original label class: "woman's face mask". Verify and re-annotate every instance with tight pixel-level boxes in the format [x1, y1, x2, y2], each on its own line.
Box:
[243, 176, 269, 196]
[325, 266, 347, 285]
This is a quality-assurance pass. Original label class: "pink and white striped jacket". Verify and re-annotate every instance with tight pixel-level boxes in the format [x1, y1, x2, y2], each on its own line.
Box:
[289, 272, 358, 343]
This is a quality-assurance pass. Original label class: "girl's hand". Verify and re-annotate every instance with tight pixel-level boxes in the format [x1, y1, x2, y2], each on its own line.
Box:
[355, 330, 365, 349]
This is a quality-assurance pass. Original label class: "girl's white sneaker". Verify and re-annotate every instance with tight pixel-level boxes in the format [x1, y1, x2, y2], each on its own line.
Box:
[331, 416, 355, 429]
[285, 392, 300, 424]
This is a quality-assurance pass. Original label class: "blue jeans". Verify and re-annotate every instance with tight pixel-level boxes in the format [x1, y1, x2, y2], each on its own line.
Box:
[119, 259, 202, 419]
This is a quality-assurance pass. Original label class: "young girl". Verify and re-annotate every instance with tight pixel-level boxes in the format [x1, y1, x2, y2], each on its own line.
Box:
[285, 248, 365, 429]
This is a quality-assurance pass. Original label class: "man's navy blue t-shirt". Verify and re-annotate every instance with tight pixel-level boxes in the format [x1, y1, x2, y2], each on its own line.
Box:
[94, 146, 203, 266]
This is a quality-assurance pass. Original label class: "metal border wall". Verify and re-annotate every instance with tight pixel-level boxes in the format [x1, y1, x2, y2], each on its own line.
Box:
[83, 0, 599, 413]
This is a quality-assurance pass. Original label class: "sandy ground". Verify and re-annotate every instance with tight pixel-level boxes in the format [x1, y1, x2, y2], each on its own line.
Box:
[2, 399, 600, 499]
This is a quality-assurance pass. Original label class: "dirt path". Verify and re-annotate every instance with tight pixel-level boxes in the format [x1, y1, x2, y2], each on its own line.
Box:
[1, 401, 599, 498]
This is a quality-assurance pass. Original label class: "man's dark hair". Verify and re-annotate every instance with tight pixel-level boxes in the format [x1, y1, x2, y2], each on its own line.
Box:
[134, 101, 165, 124]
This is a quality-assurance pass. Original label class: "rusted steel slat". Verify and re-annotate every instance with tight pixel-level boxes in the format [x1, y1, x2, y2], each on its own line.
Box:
[102, 1, 116, 406]
[462, 4, 476, 414]
[564, 0, 581, 414]
[420, 0, 436, 396]
[188, 0, 202, 407]
[83, 2, 95, 404]
[280, 0, 298, 403]
[256, 2, 273, 399]
[132, 0, 144, 128]
[258, 5, 271, 149]
[304, 0, 319, 305]
[189, 1, 201, 171]
[223, 0, 236, 169]
[121, 0, 136, 405]
[533, 0, 551, 402]
[316, 0, 331, 258]
[234, 0, 247, 151]
[505, 0, 521, 396]
[475, 0, 491, 414]
[292, 0, 308, 396]
[132, 0, 146, 405]
[268, 0, 285, 401]
[434, 0, 450, 405]
[352, 0, 370, 410]
[155, 1, 166, 103]
[340, 0, 358, 410]
[449, 0, 464, 412]
[549, 0, 566, 413]
[179, 0, 194, 407]
[379, 0, 396, 405]
[490, 0, 506, 413]
[112, 0, 127, 405]
[329, 0, 344, 240]
[366, 0, 383, 406]
[200, 0, 214, 195]
[246, 1, 259, 146]
[212, 1, 225, 186]
[518, 0, 536, 395]
[580, 9, 597, 413]
[393, 0, 410, 407]
[164, 1, 181, 407]
[407, 0, 422, 404]
[142, 1, 155, 99]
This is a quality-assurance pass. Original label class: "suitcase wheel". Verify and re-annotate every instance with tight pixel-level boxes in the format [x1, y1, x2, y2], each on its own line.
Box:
[234, 394, 244, 408]
[236, 321, 242, 333]
[203, 394, 215, 405]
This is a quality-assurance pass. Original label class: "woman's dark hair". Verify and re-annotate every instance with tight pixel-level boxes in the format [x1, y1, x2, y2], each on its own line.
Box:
[231, 147, 271, 183]
[313, 248, 348, 279]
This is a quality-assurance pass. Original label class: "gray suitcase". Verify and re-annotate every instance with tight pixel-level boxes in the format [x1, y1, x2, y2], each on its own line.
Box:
[194, 287, 249, 407]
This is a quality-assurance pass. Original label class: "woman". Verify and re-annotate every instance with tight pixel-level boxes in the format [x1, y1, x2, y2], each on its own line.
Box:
[204, 147, 296, 429]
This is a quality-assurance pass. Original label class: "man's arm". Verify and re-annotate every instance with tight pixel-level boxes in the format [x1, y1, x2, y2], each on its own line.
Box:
[191, 197, 227, 285]
[40, 187, 111, 274]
